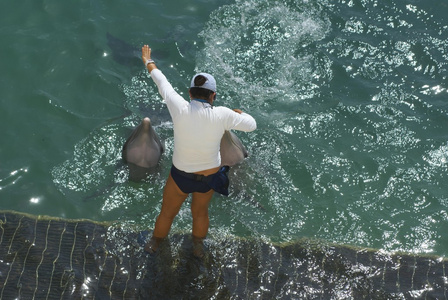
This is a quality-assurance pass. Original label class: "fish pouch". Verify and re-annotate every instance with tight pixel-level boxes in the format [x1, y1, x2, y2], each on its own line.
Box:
[204, 166, 230, 196]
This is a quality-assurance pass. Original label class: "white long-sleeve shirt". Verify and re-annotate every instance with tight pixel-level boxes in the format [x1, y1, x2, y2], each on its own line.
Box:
[150, 69, 257, 172]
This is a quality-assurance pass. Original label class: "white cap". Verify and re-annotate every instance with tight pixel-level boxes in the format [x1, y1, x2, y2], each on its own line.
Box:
[190, 73, 217, 92]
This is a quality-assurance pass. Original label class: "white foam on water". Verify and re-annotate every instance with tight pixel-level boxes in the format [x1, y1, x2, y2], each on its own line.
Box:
[49, 0, 448, 257]
[196, 0, 331, 106]
[424, 143, 448, 168]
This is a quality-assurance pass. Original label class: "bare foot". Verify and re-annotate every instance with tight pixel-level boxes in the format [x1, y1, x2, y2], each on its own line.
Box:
[144, 236, 163, 254]
[192, 236, 205, 258]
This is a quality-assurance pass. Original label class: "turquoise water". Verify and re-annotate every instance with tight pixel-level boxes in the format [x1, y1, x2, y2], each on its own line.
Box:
[1, 0, 447, 257]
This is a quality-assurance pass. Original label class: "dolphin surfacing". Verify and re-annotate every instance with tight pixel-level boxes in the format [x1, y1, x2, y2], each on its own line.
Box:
[122, 117, 164, 181]
[122, 126, 244, 181]
[220, 130, 248, 167]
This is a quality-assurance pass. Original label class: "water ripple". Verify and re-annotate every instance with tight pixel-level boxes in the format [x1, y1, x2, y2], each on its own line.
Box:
[45, 0, 448, 256]
[0, 168, 28, 191]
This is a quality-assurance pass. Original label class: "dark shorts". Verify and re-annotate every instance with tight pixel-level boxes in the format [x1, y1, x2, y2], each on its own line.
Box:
[170, 165, 230, 196]
[171, 165, 212, 194]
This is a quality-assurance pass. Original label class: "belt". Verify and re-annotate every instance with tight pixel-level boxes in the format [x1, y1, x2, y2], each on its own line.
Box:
[171, 166, 207, 182]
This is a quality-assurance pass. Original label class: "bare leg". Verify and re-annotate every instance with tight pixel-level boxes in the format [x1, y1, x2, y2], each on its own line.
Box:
[191, 189, 214, 257]
[191, 189, 214, 238]
[145, 174, 188, 253]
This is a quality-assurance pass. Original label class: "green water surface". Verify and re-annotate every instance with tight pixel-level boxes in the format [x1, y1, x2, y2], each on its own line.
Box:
[1, 0, 448, 256]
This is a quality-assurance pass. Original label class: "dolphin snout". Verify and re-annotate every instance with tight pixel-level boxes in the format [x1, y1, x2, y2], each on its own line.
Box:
[142, 117, 151, 129]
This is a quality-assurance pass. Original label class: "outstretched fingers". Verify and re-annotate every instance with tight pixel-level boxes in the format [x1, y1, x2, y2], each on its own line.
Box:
[141, 44, 152, 63]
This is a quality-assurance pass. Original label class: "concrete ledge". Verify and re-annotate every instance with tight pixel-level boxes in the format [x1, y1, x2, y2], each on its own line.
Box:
[0, 210, 446, 299]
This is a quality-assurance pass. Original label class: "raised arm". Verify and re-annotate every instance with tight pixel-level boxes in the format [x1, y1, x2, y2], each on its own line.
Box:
[142, 45, 158, 73]
[141, 44, 188, 118]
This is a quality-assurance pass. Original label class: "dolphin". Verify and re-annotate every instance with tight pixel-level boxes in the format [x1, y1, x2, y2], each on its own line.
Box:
[122, 117, 164, 182]
[121, 123, 245, 182]
[220, 130, 248, 166]
[219, 131, 264, 209]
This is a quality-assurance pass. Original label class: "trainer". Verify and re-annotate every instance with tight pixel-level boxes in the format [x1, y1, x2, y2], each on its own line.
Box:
[141, 45, 256, 257]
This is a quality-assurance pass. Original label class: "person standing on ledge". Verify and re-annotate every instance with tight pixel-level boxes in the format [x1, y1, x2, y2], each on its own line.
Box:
[141, 45, 256, 257]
